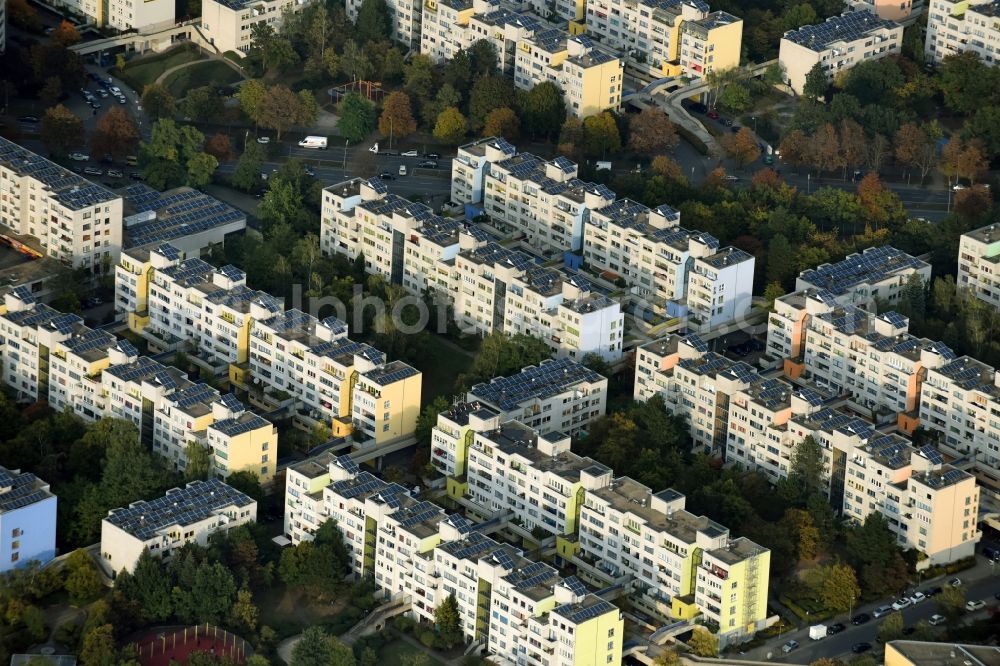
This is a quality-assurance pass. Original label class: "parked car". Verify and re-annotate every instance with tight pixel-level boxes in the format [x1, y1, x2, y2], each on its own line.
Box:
[110, 86, 122, 95]
[872, 605, 894, 618]
[129, 173, 144, 181]
[117, 96, 127, 105]
[781, 641, 799, 654]
[88, 100, 101, 109]
[966, 600, 986, 612]
[707, 110, 720, 120]
[88, 72, 101, 82]
[98, 89, 109, 98]
[852, 643, 872, 654]
[424, 152, 441, 159]
[418, 160, 438, 168]
[688, 101, 708, 114]
[827, 623, 846, 635]
[378, 171, 395, 180]
[925, 586, 943, 597]
[929, 614, 946, 626]
[851, 613, 871, 625]
[107, 169, 123, 178]
[950, 578, 963, 587]
[69, 153, 89, 161]
[398, 164, 407, 176]
[892, 598, 912, 611]
[401, 150, 418, 157]
[18, 116, 39, 123]
[722, 175, 739, 181]
[910, 591, 926, 604]
[983, 546, 1000, 560]
[83, 166, 103, 176]
[256, 136, 271, 144]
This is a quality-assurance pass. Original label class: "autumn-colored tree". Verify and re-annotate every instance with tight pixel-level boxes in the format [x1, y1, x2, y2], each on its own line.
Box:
[722, 127, 760, 168]
[858, 172, 905, 230]
[582, 112, 621, 157]
[433, 107, 467, 145]
[865, 133, 891, 173]
[482, 107, 519, 140]
[627, 108, 678, 153]
[651, 155, 684, 182]
[839, 119, 866, 174]
[703, 167, 727, 189]
[778, 129, 809, 167]
[8, 0, 42, 31]
[141, 84, 176, 121]
[955, 185, 993, 219]
[257, 85, 300, 140]
[39, 76, 63, 109]
[809, 123, 844, 174]
[378, 91, 417, 140]
[940, 137, 988, 184]
[895, 122, 941, 183]
[557, 117, 583, 159]
[40, 104, 84, 158]
[751, 168, 785, 191]
[50, 20, 81, 47]
[91, 107, 140, 161]
[205, 133, 234, 162]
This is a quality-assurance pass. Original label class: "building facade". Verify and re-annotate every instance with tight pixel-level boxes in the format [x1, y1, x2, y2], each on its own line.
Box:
[958, 223, 1000, 311]
[925, 0, 1000, 64]
[201, 0, 304, 54]
[0, 466, 57, 572]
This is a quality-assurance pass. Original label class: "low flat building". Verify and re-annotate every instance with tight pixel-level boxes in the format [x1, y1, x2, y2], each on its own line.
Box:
[886, 640, 1000, 666]
[958, 223, 1000, 311]
[100, 478, 257, 574]
[779, 11, 903, 95]
[0, 466, 57, 572]
[795, 246, 931, 307]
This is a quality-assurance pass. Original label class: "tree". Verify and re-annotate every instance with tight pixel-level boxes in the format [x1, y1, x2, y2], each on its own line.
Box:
[184, 441, 211, 480]
[718, 83, 752, 114]
[230, 587, 259, 631]
[940, 137, 988, 184]
[805, 563, 860, 612]
[258, 85, 301, 140]
[291, 627, 355, 666]
[628, 108, 679, 153]
[482, 107, 519, 140]
[722, 127, 761, 168]
[654, 649, 682, 666]
[582, 112, 621, 157]
[356, 0, 392, 43]
[877, 612, 904, 643]
[416, 395, 450, 447]
[766, 234, 795, 287]
[379, 91, 417, 140]
[238, 79, 267, 127]
[183, 86, 224, 122]
[790, 435, 825, 498]
[232, 143, 265, 192]
[91, 107, 140, 161]
[461, 332, 552, 387]
[433, 107, 467, 145]
[186, 152, 219, 189]
[205, 133, 234, 162]
[469, 76, 515, 127]
[80, 624, 116, 666]
[803, 62, 828, 101]
[338, 93, 376, 142]
[40, 105, 84, 158]
[520, 81, 566, 140]
[965, 107, 1000, 160]
[118, 550, 173, 621]
[298, 90, 319, 126]
[141, 83, 176, 121]
[687, 627, 718, 657]
[895, 122, 941, 183]
[935, 585, 966, 624]
[434, 593, 463, 648]
[846, 513, 897, 569]
[50, 20, 81, 47]
[937, 52, 1000, 114]
[40, 76, 63, 108]
[783, 509, 820, 560]
[63, 549, 104, 605]
[858, 173, 905, 230]
[779, 129, 810, 167]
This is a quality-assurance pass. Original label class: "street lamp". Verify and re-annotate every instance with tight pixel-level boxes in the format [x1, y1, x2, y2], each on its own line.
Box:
[752, 116, 758, 133]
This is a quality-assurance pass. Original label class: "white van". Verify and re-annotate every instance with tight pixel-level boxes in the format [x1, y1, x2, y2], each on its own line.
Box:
[298, 136, 328, 149]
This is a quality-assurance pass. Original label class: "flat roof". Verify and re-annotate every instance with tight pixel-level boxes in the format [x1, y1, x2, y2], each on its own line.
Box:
[798, 246, 926, 295]
[122, 184, 245, 249]
[0, 466, 54, 514]
[468, 358, 606, 412]
[782, 10, 900, 52]
[0, 137, 119, 210]
[888, 641, 1000, 666]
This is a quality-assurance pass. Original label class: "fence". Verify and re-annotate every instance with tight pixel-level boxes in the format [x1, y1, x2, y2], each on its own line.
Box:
[132, 624, 251, 666]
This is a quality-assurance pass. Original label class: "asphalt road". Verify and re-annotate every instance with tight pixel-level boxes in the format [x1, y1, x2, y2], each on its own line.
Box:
[745, 556, 1000, 663]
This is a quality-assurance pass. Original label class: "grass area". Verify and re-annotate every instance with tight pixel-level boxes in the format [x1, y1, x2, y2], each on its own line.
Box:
[162, 60, 243, 98]
[117, 44, 204, 91]
[417, 335, 474, 405]
[377, 641, 446, 666]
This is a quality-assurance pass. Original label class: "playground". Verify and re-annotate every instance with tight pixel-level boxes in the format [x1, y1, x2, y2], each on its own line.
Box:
[131, 625, 251, 666]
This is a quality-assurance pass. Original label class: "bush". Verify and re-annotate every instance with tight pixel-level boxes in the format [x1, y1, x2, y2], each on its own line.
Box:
[393, 615, 417, 633]
[419, 630, 437, 648]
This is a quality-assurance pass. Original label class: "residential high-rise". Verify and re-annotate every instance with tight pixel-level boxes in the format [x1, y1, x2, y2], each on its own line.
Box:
[925, 0, 1000, 64]
[958, 223, 1000, 311]
[0, 466, 56, 572]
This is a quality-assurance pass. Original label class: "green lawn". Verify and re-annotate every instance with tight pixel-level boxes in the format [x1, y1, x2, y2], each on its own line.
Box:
[117, 45, 204, 91]
[162, 60, 243, 98]
[377, 640, 446, 666]
[417, 334, 474, 405]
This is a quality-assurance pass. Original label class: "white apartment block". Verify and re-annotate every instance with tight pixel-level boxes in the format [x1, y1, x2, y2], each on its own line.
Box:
[779, 10, 903, 95]
[633, 334, 761, 453]
[0, 137, 122, 273]
[795, 246, 932, 307]
[926, 0, 1000, 64]
[53, 0, 172, 32]
[321, 178, 624, 361]
[100, 478, 257, 575]
[283, 453, 625, 663]
[452, 137, 518, 206]
[464, 421, 612, 537]
[578, 477, 770, 643]
[0, 466, 57, 572]
[430, 401, 502, 477]
[958, 223, 1000, 311]
[202, 0, 305, 54]
[465, 357, 608, 435]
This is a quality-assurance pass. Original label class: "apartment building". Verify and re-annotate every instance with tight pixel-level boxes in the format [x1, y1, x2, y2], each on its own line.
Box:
[463, 421, 612, 537]
[0, 466, 56, 572]
[925, 0, 1000, 64]
[54, 0, 173, 31]
[350, 360, 422, 445]
[846, 0, 913, 20]
[48, 327, 120, 417]
[466, 357, 608, 435]
[919, 355, 1000, 484]
[100, 478, 257, 575]
[0, 296, 86, 403]
[958, 223, 1000, 311]
[284, 453, 625, 663]
[201, 0, 305, 54]
[795, 246, 931, 307]
[633, 334, 761, 453]
[578, 477, 770, 644]
[678, 11, 742, 77]
[347, 0, 420, 48]
[452, 137, 518, 206]
[0, 137, 123, 272]
[779, 10, 903, 95]
[430, 401, 501, 477]
[321, 178, 624, 361]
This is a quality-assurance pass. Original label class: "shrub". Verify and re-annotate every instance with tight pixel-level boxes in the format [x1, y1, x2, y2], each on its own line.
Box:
[419, 630, 437, 648]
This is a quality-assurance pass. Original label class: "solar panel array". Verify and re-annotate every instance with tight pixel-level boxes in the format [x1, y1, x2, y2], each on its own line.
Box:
[333, 472, 387, 500]
[936, 357, 995, 392]
[799, 246, 925, 296]
[125, 186, 245, 249]
[105, 478, 255, 540]
[157, 244, 182, 262]
[212, 413, 270, 437]
[866, 433, 912, 469]
[364, 361, 419, 386]
[491, 547, 515, 569]
[0, 466, 53, 513]
[65, 328, 117, 356]
[784, 9, 900, 51]
[510, 560, 557, 591]
[746, 377, 791, 410]
[115, 339, 140, 357]
[396, 501, 443, 529]
[468, 357, 605, 411]
[8, 286, 36, 304]
[561, 575, 588, 596]
[554, 597, 617, 624]
[161, 258, 215, 286]
[171, 383, 220, 411]
[916, 445, 945, 465]
[919, 467, 970, 489]
[218, 393, 245, 413]
[879, 311, 909, 329]
[0, 137, 118, 210]
[443, 532, 501, 561]
[445, 513, 474, 534]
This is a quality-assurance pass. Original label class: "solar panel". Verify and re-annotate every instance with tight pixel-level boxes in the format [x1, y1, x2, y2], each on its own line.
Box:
[218, 265, 246, 282]
[562, 575, 588, 596]
[218, 393, 244, 412]
[880, 311, 909, 329]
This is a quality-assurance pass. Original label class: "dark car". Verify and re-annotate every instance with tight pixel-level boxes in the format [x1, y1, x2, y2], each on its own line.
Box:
[983, 546, 1000, 560]
[424, 152, 441, 159]
[18, 116, 39, 123]
[902, 626, 916, 636]
[378, 171, 396, 180]
[925, 586, 943, 597]
[851, 613, 871, 625]
[723, 118, 733, 126]
[88, 72, 102, 82]
[827, 623, 846, 636]
[853, 643, 873, 654]
[417, 160, 438, 169]
[689, 102, 708, 114]
[731, 125, 741, 133]
[129, 172, 144, 181]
